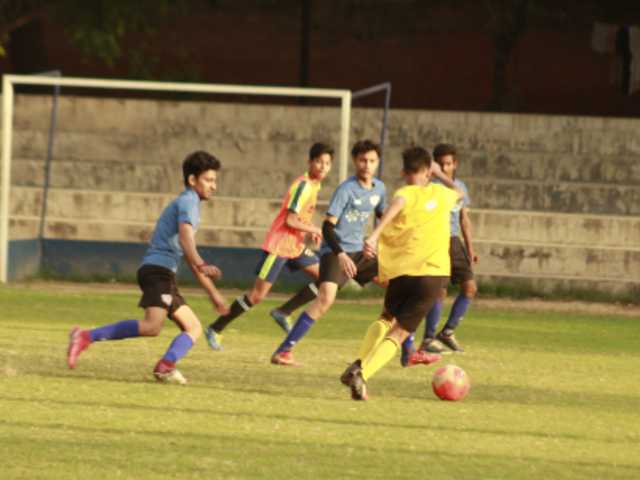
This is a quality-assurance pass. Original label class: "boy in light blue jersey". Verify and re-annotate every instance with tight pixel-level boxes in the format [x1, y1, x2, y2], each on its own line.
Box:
[402, 143, 478, 361]
[67, 151, 228, 384]
[271, 140, 386, 366]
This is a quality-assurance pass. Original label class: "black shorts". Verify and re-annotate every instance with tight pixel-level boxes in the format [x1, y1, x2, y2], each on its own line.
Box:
[137, 264, 187, 321]
[319, 251, 378, 288]
[450, 236, 474, 285]
[384, 275, 449, 332]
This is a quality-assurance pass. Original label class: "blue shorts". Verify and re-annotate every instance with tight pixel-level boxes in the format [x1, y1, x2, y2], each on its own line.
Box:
[255, 248, 319, 283]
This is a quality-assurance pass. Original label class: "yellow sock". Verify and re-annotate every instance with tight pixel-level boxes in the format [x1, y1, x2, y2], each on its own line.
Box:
[357, 317, 393, 361]
[362, 337, 400, 381]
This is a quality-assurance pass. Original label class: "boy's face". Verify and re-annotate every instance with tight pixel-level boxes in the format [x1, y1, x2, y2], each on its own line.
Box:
[438, 154, 456, 179]
[353, 149, 380, 182]
[308, 153, 332, 181]
[189, 169, 218, 200]
[404, 166, 430, 186]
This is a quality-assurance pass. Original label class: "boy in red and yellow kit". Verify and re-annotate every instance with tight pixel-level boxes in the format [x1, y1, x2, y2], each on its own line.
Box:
[205, 143, 333, 350]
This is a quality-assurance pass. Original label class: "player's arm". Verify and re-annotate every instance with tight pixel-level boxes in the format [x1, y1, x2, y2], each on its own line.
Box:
[285, 180, 323, 243]
[285, 211, 322, 236]
[460, 207, 478, 264]
[363, 196, 406, 258]
[322, 214, 358, 279]
[178, 222, 228, 314]
[286, 212, 322, 248]
[430, 162, 465, 199]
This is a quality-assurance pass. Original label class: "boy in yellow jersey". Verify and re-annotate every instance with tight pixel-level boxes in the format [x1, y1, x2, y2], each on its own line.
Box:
[340, 146, 464, 400]
[205, 143, 333, 350]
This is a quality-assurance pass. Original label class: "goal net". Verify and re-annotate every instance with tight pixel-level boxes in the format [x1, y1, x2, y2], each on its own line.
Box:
[0, 75, 390, 284]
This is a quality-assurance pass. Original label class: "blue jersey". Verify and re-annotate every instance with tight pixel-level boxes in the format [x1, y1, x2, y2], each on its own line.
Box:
[141, 189, 201, 272]
[320, 176, 386, 254]
[433, 178, 470, 237]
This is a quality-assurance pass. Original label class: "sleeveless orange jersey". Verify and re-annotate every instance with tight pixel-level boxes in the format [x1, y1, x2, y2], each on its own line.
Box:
[261, 173, 321, 258]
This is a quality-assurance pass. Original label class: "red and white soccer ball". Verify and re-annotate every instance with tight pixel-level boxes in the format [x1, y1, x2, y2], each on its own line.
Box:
[432, 364, 470, 401]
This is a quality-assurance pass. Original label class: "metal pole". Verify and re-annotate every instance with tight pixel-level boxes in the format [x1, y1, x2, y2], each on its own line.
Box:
[0, 77, 14, 283]
[351, 82, 391, 100]
[350, 82, 392, 180]
[339, 92, 352, 183]
[378, 83, 392, 179]
[38, 72, 61, 241]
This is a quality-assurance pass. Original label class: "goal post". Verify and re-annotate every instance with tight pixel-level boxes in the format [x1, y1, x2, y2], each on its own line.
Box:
[0, 74, 391, 283]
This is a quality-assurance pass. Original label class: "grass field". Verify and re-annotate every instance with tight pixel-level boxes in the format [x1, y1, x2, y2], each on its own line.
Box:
[1, 284, 639, 479]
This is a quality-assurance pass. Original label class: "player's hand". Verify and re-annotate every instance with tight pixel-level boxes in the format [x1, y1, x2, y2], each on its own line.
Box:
[215, 301, 230, 316]
[337, 252, 357, 279]
[468, 249, 479, 264]
[363, 237, 377, 259]
[198, 263, 222, 281]
[310, 231, 322, 248]
[372, 276, 388, 289]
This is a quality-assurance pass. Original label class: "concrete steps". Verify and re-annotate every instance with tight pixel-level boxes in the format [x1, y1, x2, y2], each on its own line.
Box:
[7, 187, 639, 287]
[3, 95, 640, 291]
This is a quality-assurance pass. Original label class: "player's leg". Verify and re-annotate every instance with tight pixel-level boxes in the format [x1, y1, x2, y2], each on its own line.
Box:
[437, 238, 475, 352]
[270, 248, 321, 329]
[271, 280, 339, 366]
[206, 252, 284, 350]
[154, 303, 201, 385]
[343, 276, 446, 400]
[300, 262, 320, 279]
[339, 311, 395, 387]
[438, 279, 475, 352]
[416, 287, 447, 354]
[357, 311, 394, 362]
[346, 322, 411, 402]
[271, 251, 347, 365]
[67, 265, 170, 369]
[348, 253, 402, 366]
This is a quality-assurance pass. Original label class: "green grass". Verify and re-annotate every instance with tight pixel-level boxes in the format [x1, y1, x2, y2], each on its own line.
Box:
[31, 270, 640, 305]
[1, 285, 639, 479]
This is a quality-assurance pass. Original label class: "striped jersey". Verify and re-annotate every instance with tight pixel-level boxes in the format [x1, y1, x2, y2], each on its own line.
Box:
[261, 173, 321, 258]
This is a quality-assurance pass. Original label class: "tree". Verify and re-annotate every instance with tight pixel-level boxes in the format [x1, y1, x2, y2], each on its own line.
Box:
[0, 0, 182, 70]
[0, 0, 48, 56]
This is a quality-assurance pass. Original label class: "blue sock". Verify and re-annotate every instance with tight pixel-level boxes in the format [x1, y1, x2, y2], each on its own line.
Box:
[445, 294, 471, 330]
[162, 333, 194, 364]
[402, 333, 415, 352]
[90, 320, 139, 342]
[276, 311, 315, 353]
[424, 300, 443, 340]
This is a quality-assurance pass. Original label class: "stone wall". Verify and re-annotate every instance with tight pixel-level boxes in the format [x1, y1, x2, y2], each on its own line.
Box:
[4, 94, 639, 294]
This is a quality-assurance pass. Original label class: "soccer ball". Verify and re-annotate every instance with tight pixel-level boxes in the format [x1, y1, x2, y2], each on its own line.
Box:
[432, 364, 470, 401]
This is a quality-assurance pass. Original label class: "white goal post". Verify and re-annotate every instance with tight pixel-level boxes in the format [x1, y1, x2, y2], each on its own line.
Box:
[1, 74, 390, 283]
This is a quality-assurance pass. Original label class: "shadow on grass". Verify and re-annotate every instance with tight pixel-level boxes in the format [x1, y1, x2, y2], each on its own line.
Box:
[1, 392, 637, 447]
[1, 416, 639, 478]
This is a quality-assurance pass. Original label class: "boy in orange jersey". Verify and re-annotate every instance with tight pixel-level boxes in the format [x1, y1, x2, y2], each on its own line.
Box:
[205, 143, 333, 350]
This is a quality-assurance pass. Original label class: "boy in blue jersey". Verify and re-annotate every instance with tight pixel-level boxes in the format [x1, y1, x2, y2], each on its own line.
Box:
[402, 143, 478, 360]
[270, 140, 386, 366]
[66, 151, 228, 384]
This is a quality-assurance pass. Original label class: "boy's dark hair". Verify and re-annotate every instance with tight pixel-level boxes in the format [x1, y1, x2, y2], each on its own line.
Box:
[351, 139, 381, 158]
[309, 142, 334, 160]
[432, 143, 457, 166]
[183, 151, 221, 186]
[402, 146, 431, 173]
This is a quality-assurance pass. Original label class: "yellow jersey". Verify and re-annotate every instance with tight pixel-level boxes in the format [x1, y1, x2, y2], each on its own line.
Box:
[378, 183, 458, 282]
